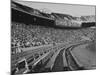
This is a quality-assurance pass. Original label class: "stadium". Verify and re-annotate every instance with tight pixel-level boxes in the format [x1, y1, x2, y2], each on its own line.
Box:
[11, 0, 96, 75]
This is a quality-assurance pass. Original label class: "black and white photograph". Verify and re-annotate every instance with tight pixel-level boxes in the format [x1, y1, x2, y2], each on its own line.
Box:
[11, 0, 96, 75]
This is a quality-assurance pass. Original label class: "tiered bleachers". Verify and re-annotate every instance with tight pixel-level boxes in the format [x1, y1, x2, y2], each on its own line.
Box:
[11, 22, 96, 54]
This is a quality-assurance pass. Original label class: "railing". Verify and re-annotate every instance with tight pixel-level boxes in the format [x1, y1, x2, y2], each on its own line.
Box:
[11, 41, 92, 74]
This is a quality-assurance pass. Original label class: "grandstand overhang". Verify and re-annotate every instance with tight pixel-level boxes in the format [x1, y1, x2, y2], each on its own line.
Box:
[11, 7, 55, 26]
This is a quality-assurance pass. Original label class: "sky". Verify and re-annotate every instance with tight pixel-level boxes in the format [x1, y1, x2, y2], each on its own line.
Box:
[12, 0, 96, 17]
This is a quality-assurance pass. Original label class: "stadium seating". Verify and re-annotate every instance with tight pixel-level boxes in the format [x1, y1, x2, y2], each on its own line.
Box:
[11, 22, 96, 54]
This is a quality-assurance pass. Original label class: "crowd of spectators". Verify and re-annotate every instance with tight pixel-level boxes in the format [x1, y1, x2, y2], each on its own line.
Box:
[11, 22, 96, 54]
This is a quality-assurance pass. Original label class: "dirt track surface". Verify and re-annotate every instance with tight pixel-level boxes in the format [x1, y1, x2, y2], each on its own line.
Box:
[70, 43, 96, 69]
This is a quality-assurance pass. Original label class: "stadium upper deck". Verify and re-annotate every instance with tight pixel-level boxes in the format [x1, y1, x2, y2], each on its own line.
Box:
[11, 1, 96, 28]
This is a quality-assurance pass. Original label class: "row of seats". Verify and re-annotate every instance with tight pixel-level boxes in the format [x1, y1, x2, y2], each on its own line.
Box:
[11, 22, 96, 54]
